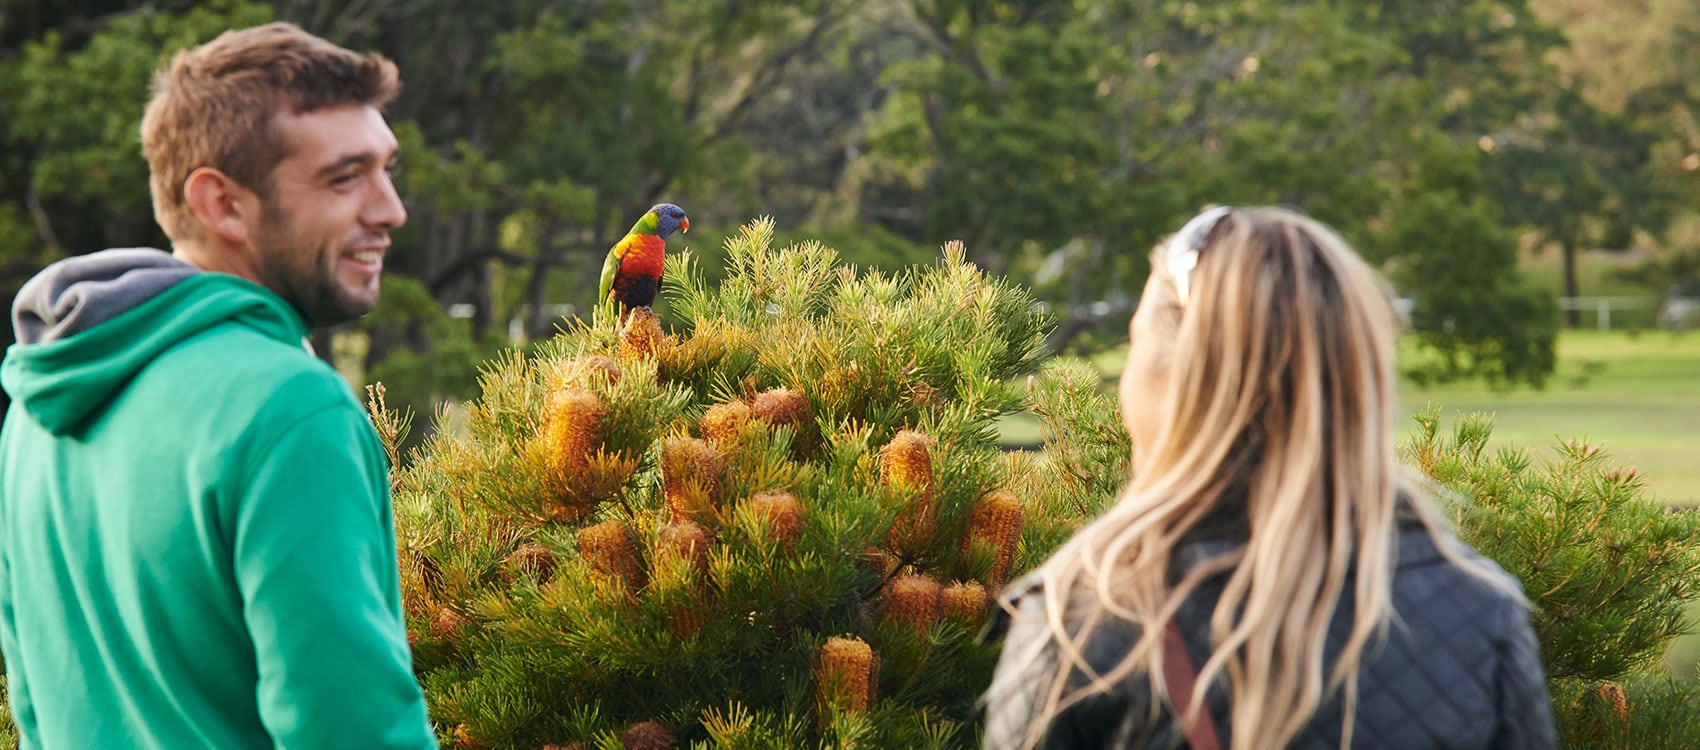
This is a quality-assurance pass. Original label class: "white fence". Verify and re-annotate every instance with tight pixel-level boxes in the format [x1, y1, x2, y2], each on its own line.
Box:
[1560, 297, 1654, 331]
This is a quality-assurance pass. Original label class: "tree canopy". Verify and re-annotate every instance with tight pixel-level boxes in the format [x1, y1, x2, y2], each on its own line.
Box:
[3, 0, 1697, 394]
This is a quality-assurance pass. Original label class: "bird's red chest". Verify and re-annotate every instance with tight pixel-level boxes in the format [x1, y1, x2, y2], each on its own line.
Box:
[619, 236, 666, 277]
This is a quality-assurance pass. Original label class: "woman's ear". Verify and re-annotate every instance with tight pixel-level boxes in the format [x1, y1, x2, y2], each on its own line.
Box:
[183, 167, 255, 245]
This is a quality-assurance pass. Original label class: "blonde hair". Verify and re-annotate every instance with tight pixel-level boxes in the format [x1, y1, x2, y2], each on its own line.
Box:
[141, 22, 400, 242]
[1018, 207, 1500, 749]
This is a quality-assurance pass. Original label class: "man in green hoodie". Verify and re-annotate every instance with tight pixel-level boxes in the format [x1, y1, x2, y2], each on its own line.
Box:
[0, 23, 437, 748]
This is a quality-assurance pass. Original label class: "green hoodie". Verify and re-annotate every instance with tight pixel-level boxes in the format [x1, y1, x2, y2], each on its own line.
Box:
[0, 249, 435, 748]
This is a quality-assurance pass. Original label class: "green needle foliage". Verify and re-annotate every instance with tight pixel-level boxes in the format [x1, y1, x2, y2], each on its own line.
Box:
[1403, 409, 1700, 747]
[385, 218, 1117, 749]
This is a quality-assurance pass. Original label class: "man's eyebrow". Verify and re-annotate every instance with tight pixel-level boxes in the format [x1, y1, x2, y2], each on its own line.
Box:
[314, 151, 392, 179]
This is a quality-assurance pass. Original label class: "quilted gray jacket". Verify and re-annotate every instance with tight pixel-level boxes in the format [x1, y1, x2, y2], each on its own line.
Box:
[981, 528, 1555, 749]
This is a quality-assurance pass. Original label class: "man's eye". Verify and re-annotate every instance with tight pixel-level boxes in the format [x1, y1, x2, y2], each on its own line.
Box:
[330, 173, 359, 186]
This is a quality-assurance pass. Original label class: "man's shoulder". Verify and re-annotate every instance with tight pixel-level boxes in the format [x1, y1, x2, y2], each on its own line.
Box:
[150, 322, 357, 416]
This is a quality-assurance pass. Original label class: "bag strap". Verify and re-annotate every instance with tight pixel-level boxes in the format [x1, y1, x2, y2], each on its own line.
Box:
[1162, 619, 1223, 750]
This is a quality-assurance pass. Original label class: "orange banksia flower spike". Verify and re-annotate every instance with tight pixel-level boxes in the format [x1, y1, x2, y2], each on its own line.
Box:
[1595, 681, 1630, 724]
[882, 574, 942, 632]
[699, 400, 752, 447]
[549, 354, 622, 391]
[618, 307, 667, 361]
[815, 636, 879, 717]
[942, 580, 989, 624]
[657, 519, 711, 575]
[542, 389, 607, 477]
[751, 387, 810, 431]
[578, 519, 647, 593]
[662, 437, 724, 524]
[963, 489, 1024, 585]
[620, 720, 675, 750]
[453, 724, 490, 749]
[747, 489, 804, 547]
[504, 543, 557, 582]
[432, 605, 470, 641]
[860, 546, 898, 579]
[882, 430, 936, 552]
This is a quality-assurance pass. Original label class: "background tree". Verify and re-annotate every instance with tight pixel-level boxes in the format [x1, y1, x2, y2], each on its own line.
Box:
[7, 0, 1700, 401]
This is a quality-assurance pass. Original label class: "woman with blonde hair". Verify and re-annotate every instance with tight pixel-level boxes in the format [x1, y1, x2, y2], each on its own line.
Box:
[983, 206, 1553, 749]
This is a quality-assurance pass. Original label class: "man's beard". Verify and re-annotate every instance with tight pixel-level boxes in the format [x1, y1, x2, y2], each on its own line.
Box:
[253, 204, 380, 327]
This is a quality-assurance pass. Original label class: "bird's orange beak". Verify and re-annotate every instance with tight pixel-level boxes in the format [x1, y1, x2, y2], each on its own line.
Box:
[679, 217, 691, 234]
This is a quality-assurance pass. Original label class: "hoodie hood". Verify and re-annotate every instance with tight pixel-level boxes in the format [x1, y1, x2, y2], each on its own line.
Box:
[3, 248, 308, 436]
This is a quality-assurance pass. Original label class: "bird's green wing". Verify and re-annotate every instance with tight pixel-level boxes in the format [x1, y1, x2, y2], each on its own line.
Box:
[598, 236, 627, 303]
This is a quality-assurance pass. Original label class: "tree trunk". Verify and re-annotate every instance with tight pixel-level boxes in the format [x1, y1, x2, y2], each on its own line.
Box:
[1561, 239, 1580, 328]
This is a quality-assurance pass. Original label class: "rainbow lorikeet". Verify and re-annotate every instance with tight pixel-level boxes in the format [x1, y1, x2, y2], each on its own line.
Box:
[598, 203, 689, 313]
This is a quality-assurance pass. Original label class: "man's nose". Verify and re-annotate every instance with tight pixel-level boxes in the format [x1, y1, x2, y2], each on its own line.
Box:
[366, 171, 407, 229]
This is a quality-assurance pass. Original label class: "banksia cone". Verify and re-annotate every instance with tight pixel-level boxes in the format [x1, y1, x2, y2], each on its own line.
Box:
[815, 637, 878, 716]
[699, 400, 752, 446]
[1595, 681, 1630, 724]
[453, 724, 489, 749]
[662, 437, 724, 524]
[882, 574, 942, 632]
[432, 605, 470, 640]
[750, 387, 809, 430]
[657, 520, 711, 575]
[666, 598, 710, 639]
[883, 430, 936, 552]
[747, 489, 803, 547]
[399, 549, 443, 620]
[963, 489, 1024, 585]
[881, 430, 935, 491]
[942, 580, 989, 624]
[578, 520, 647, 593]
[621, 720, 675, 750]
[618, 307, 667, 361]
[860, 546, 898, 578]
[907, 381, 941, 408]
[504, 543, 557, 582]
[542, 389, 607, 477]
[550, 354, 622, 391]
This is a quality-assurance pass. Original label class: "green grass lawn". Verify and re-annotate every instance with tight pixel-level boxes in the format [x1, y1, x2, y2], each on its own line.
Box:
[1398, 329, 1700, 505]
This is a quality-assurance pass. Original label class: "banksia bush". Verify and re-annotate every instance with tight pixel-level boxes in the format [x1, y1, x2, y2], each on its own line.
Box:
[387, 219, 1056, 747]
[1404, 410, 1700, 747]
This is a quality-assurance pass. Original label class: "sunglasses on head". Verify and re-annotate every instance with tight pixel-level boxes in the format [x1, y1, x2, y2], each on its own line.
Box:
[1162, 206, 1232, 308]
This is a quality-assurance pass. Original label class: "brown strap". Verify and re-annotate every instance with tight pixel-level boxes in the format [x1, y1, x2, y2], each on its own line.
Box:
[1162, 619, 1223, 750]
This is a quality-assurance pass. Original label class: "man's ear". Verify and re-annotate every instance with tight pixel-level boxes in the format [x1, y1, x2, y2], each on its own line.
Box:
[183, 167, 256, 244]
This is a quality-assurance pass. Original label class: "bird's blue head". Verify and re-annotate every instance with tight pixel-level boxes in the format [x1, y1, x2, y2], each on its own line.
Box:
[650, 203, 690, 239]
